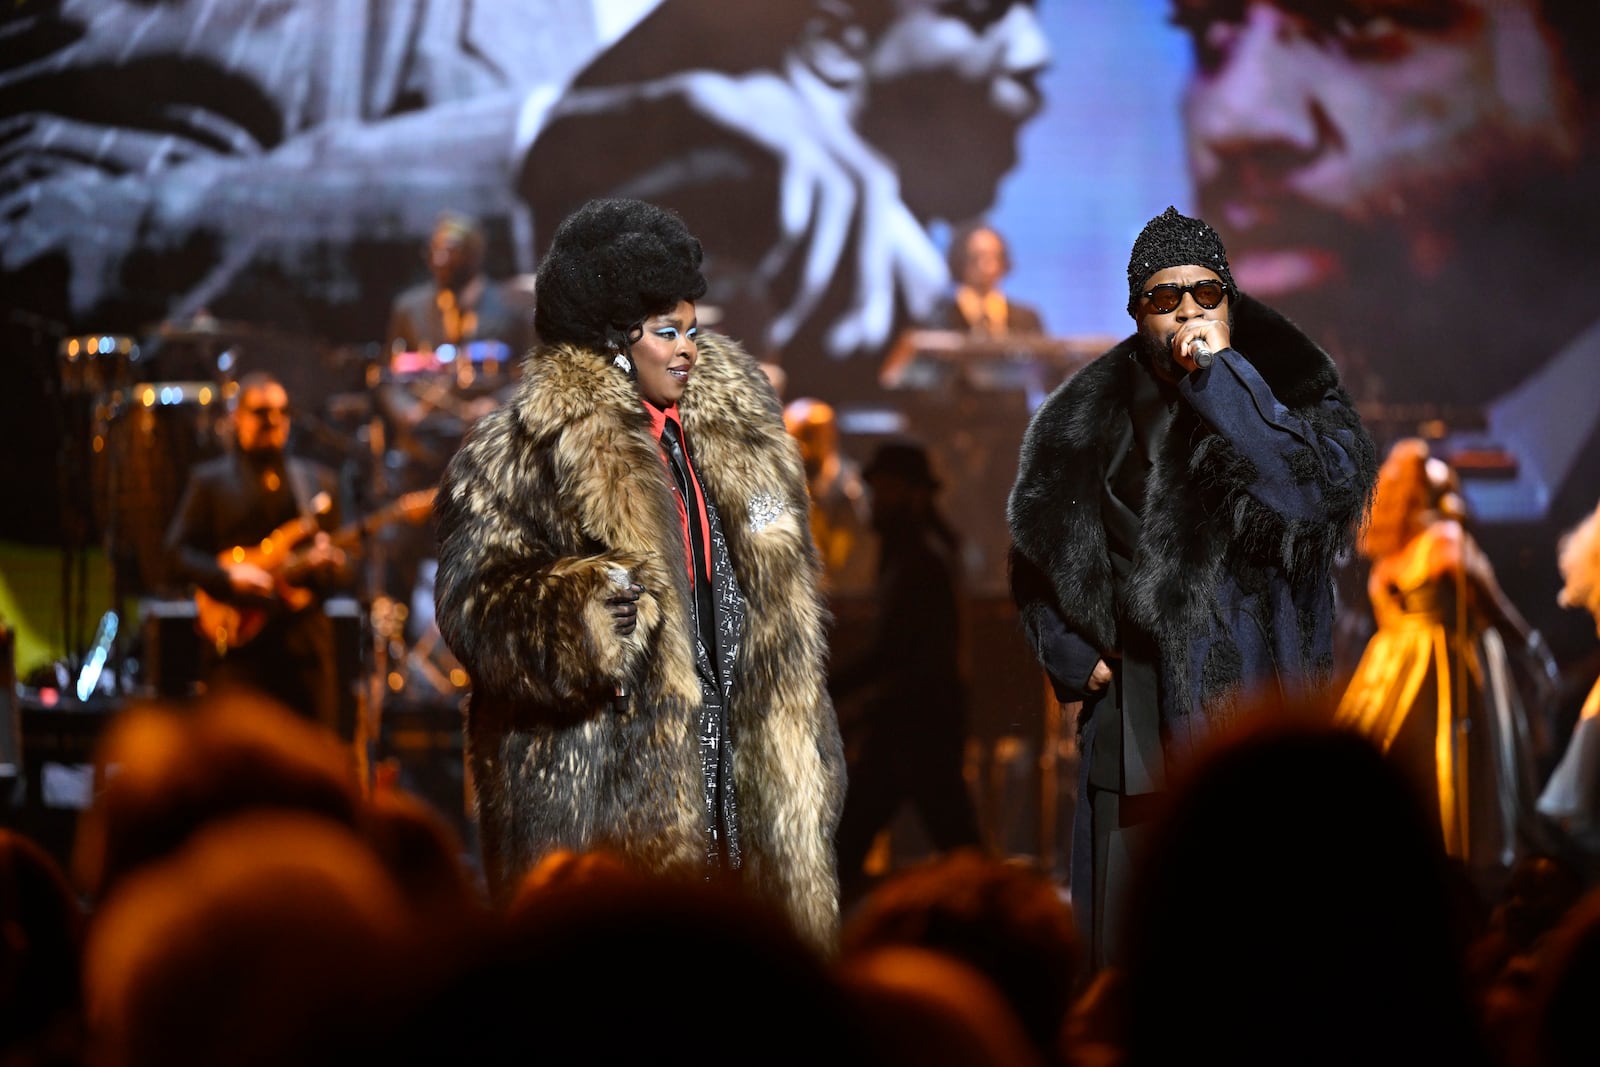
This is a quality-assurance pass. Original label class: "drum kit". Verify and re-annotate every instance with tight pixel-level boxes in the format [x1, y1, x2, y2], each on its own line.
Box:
[62, 326, 234, 598]
[45, 322, 233, 699]
[356, 338, 518, 706]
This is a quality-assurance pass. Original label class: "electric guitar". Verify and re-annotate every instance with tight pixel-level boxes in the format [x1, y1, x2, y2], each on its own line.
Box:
[195, 488, 437, 654]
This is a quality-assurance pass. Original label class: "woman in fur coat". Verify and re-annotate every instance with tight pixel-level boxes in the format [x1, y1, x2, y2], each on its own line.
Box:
[433, 198, 844, 949]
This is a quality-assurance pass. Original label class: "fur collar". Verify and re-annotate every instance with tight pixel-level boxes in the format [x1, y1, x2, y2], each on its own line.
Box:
[506, 329, 801, 596]
[1009, 293, 1368, 656]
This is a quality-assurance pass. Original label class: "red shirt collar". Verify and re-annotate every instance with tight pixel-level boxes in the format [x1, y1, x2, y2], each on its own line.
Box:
[642, 400, 682, 441]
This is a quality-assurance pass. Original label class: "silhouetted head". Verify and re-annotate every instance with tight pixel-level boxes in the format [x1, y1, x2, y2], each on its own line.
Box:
[82, 812, 417, 1067]
[397, 870, 866, 1065]
[74, 689, 362, 903]
[1120, 716, 1487, 1067]
[841, 849, 1082, 1059]
[837, 945, 1043, 1067]
[0, 829, 86, 1056]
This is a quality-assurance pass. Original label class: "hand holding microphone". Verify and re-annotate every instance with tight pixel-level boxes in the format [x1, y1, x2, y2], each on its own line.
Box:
[1174, 319, 1228, 373]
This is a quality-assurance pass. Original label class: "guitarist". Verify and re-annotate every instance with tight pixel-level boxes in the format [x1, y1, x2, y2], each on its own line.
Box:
[164, 372, 353, 732]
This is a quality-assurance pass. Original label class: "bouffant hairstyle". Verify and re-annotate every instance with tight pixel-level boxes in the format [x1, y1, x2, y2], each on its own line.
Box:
[1557, 499, 1600, 631]
[533, 198, 708, 351]
[1359, 438, 1433, 561]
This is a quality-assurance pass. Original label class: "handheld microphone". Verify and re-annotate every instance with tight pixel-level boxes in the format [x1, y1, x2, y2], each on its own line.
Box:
[1191, 338, 1214, 369]
[609, 566, 635, 710]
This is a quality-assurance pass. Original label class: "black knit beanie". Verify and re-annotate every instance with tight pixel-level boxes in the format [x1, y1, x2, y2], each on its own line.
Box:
[1126, 206, 1237, 316]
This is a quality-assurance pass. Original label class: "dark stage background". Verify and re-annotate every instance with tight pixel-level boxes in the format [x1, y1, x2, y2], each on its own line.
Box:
[3, 0, 1598, 711]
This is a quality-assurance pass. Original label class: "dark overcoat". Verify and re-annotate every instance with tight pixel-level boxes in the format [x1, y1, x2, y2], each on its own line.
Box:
[1009, 293, 1377, 967]
[1009, 293, 1378, 774]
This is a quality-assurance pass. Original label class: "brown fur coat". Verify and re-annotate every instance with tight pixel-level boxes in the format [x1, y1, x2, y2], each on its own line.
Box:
[433, 331, 844, 948]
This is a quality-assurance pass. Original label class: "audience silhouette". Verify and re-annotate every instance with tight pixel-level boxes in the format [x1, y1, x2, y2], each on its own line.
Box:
[0, 829, 87, 1067]
[1116, 713, 1492, 1067]
[839, 848, 1081, 1063]
[7, 623, 1600, 1065]
[837, 945, 1043, 1067]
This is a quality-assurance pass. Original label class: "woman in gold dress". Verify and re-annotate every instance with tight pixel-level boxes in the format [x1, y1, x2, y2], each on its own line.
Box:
[1337, 439, 1553, 890]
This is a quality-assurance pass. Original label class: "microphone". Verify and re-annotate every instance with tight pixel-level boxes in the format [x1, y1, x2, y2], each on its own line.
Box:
[608, 565, 635, 711]
[1191, 338, 1214, 369]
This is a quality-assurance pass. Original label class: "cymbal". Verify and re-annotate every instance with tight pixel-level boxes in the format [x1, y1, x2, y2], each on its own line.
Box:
[144, 317, 265, 343]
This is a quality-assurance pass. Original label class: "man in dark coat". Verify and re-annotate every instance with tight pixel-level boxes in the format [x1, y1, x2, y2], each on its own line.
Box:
[165, 372, 352, 731]
[830, 441, 984, 904]
[1007, 206, 1378, 969]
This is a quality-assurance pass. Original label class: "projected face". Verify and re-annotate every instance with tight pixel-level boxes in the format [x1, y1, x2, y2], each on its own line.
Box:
[859, 1, 1051, 223]
[1178, 0, 1580, 300]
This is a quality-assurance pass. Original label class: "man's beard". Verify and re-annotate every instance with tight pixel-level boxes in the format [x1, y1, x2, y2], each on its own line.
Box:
[1136, 327, 1183, 382]
[1134, 309, 1233, 381]
[241, 444, 286, 466]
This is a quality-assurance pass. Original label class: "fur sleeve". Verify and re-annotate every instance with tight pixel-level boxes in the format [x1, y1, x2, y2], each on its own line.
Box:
[1007, 356, 1125, 655]
[433, 408, 661, 712]
[1183, 373, 1377, 586]
[1193, 293, 1379, 581]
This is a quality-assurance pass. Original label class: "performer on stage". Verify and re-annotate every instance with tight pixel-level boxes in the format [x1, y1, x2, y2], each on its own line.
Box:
[1336, 439, 1557, 896]
[830, 440, 984, 905]
[934, 222, 1045, 338]
[164, 372, 352, 731]
[1538, 499, 1600, 846]
[432, 198, 844, 949]
[380, 211, 531, 653]
[1007, 206, 1377, 969]
[385, 211, 534, 358]
[783, 397, 873, 597]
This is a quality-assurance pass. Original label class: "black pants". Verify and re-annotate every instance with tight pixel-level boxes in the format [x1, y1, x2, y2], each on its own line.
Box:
[835, 724, 983, 902]
[207, 608, 341, 734]
[1074, 704, 1162, 974]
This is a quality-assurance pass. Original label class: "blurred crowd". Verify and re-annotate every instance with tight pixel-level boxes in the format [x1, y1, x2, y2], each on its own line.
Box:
[5, 683, 1600, 1067]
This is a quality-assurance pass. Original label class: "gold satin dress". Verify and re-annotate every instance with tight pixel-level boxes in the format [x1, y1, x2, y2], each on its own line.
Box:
[1336, 526, 1535, 874]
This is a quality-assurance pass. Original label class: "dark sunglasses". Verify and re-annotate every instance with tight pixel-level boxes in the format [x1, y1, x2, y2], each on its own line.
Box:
[243, 405, 290, 418]
[1141, 279, 1228, 314]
